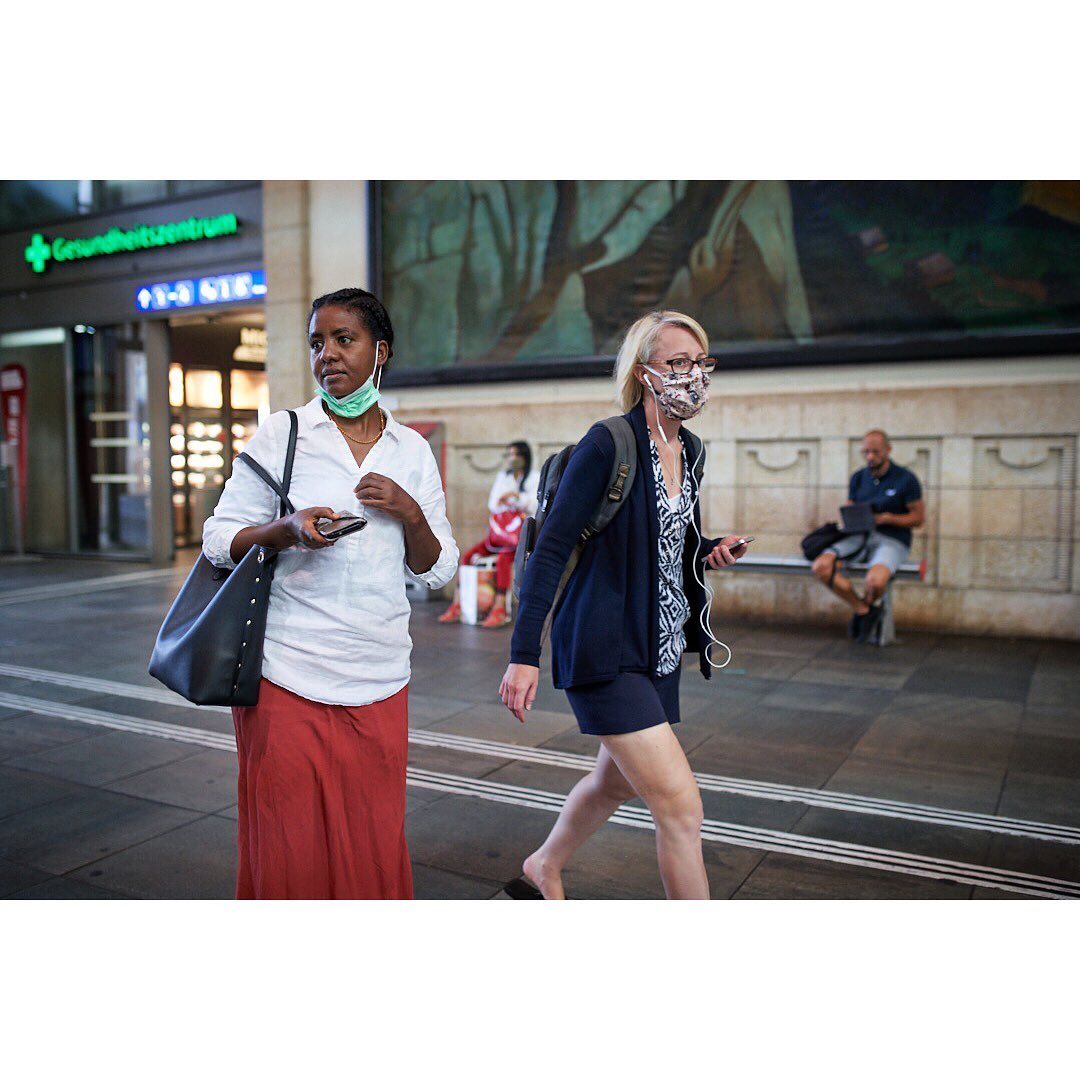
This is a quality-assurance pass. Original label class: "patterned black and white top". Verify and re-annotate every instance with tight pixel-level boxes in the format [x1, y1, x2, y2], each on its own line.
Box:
[650, 438, 693, 677]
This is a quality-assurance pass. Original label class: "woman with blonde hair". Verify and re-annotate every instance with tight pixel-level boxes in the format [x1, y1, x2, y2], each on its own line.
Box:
[499, 311, 749, 899]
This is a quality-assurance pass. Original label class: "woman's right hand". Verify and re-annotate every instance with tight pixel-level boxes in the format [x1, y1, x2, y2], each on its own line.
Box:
[280, 506, 340, 550]
[500, 663, 539, 723]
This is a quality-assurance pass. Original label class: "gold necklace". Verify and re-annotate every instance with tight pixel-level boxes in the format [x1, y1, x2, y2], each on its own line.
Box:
[330, 408, 385, 446]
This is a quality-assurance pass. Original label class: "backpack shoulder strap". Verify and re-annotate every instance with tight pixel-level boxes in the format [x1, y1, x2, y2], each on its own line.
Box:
[583, 416, 637, 537]
[537, 417, 637, 647]
[236, 410, 298, 517]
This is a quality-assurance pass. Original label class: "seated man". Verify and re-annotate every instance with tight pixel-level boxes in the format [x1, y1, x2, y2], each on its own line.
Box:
[812, 429, 925, 642]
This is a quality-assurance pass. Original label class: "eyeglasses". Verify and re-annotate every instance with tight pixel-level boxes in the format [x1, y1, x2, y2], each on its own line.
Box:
[657, 355, 716, 375]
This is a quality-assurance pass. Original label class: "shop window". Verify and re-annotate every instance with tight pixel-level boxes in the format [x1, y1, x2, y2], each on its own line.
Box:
[98, 180, 170, 209]
[70, 325, 152, 554]
[230, 369, 269, 415]
[0, 181, 80, 230]
[184, 369, 223, 410]
[98, 180, 240, 210]
[169, 363, 185, 408]
[168, 316, 266, 548]
[0, 179, 252, 231]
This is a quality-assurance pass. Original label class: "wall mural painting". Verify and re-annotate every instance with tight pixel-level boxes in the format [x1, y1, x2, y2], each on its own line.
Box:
[379, 180, 1080, 373]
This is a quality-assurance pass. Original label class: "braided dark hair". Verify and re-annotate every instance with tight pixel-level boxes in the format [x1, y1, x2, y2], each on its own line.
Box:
[309, 288, 395, 361]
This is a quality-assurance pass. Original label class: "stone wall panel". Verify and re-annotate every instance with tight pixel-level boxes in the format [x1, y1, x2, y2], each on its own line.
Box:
[259, 187, 1079, 641]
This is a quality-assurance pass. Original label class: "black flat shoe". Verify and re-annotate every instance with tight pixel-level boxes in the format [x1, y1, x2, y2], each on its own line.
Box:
[504, 877, 544, 900]
[848, 611, 866, 640]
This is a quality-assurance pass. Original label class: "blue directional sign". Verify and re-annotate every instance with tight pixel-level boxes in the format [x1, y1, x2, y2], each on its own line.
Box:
[135, 269, 266, 312]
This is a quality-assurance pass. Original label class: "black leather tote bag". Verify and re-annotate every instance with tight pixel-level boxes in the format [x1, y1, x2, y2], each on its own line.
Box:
[148, 411, 298, 706]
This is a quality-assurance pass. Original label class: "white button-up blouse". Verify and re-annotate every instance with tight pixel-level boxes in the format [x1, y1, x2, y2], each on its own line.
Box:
[202, 397, 459, 707]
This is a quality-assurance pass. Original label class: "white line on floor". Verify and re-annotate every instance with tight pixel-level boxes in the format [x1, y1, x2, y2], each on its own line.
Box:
[1, 661, 1076, 845]
[407, 728, 1080, 844]
[406, 768, 1080, 900]
[0, 664, 232, 713]
[1, 689, 1077, 900]
[0, 691, 235, 750]
[0, 568, 179, 606]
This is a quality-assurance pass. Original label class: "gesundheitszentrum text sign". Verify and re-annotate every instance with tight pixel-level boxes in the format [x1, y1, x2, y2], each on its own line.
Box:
[24, 212, 239, 274]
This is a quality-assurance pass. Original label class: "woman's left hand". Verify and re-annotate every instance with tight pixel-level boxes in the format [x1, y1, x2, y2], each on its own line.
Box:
[354, 473, 421, 523]
[706, 535, 751, 569]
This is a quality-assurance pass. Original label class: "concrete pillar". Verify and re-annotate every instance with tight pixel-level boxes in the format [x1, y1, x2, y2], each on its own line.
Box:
[143, 320, 174, 567]
[263, 181, 312, 412]
[308, 180, 370, 297]
[262, 181, 371, 413]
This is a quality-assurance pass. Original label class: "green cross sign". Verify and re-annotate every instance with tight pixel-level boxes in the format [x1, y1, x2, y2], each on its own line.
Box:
[24, 233, 52, 273]
[22, 212, 239, 274]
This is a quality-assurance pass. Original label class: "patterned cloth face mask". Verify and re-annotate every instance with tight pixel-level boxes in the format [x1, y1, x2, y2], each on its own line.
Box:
[642, 365, 710, 421]
[640, 366, 733, 669]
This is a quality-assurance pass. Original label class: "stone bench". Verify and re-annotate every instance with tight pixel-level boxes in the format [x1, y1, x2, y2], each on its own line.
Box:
[726, 553, 928, 645]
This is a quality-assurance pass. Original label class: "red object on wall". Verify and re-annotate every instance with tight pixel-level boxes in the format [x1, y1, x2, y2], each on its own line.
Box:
[404, 420, 447, 491]
[0, 364, 28, 528]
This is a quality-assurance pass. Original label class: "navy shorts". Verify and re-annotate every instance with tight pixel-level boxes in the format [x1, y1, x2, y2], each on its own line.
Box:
[564, 667, 681, 737]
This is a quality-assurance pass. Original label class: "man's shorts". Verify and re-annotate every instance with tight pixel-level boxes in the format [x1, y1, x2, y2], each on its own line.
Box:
[826, 530, 910, 576]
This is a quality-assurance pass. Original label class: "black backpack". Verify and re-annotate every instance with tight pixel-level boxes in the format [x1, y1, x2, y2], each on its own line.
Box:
[513, 416, 704, 642]
[800, 522, 845, 561]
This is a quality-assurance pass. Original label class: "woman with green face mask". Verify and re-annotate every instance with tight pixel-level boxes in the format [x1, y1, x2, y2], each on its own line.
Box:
[202, 287, 459, 899]
[439, 439, 539, 628]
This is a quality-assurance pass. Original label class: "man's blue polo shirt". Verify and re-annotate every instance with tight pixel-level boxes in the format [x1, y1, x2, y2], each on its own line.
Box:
[848, 461, 923, 547]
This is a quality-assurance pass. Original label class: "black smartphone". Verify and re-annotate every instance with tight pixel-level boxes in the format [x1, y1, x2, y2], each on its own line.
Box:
[316, 513, 367, 540]
[729, 536, 755, 553]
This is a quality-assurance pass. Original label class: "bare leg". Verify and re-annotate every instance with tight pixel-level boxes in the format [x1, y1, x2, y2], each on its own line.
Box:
[813, 552, 869, 614]
[863, 564, 892, 605]
[601, 724, 709, 900]
[522, 745, 636, 899]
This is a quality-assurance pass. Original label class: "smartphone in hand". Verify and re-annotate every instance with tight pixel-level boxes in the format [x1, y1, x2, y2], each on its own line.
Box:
[316, 513, 367, 540]
[728, 536, 754, 554]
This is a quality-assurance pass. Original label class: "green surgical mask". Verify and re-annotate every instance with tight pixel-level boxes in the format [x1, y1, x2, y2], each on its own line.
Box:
[316, 341, 384, 418]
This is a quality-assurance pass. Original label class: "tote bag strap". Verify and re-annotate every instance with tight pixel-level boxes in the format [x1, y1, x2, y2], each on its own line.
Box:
[236, 410, 299, 517]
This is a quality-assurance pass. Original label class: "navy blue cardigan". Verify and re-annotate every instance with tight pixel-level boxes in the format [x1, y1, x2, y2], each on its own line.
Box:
[510, 402, 721, 689]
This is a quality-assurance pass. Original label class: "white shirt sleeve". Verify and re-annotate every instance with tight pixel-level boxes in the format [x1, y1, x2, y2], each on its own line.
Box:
[405, 440, 460, 589]
[519, 469, 540, 516]
[488, 469, 539, 515]
[201, 412, 284, 570]
[487, 471, 510, 514]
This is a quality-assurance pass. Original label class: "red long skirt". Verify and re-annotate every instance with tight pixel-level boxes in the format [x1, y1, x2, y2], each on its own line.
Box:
[231, 678, 413, 900]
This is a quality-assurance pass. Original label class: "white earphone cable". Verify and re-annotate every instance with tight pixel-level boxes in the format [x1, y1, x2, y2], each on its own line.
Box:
[643, 378, 732, 670]
[687, 433, 732, 669]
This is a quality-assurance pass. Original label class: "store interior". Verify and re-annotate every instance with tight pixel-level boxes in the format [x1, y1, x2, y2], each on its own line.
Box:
[167, 310, 268, 547]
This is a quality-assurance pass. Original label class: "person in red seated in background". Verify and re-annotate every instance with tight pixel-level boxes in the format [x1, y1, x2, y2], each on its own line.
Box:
[440, 441, 539, 628]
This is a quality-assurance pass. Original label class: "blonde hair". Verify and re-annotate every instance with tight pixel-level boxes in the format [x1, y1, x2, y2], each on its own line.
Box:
[613, 310, 710, 413]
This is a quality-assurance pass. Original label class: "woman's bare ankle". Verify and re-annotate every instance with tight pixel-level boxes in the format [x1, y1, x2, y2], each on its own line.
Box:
[522, 852, 566, 900]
